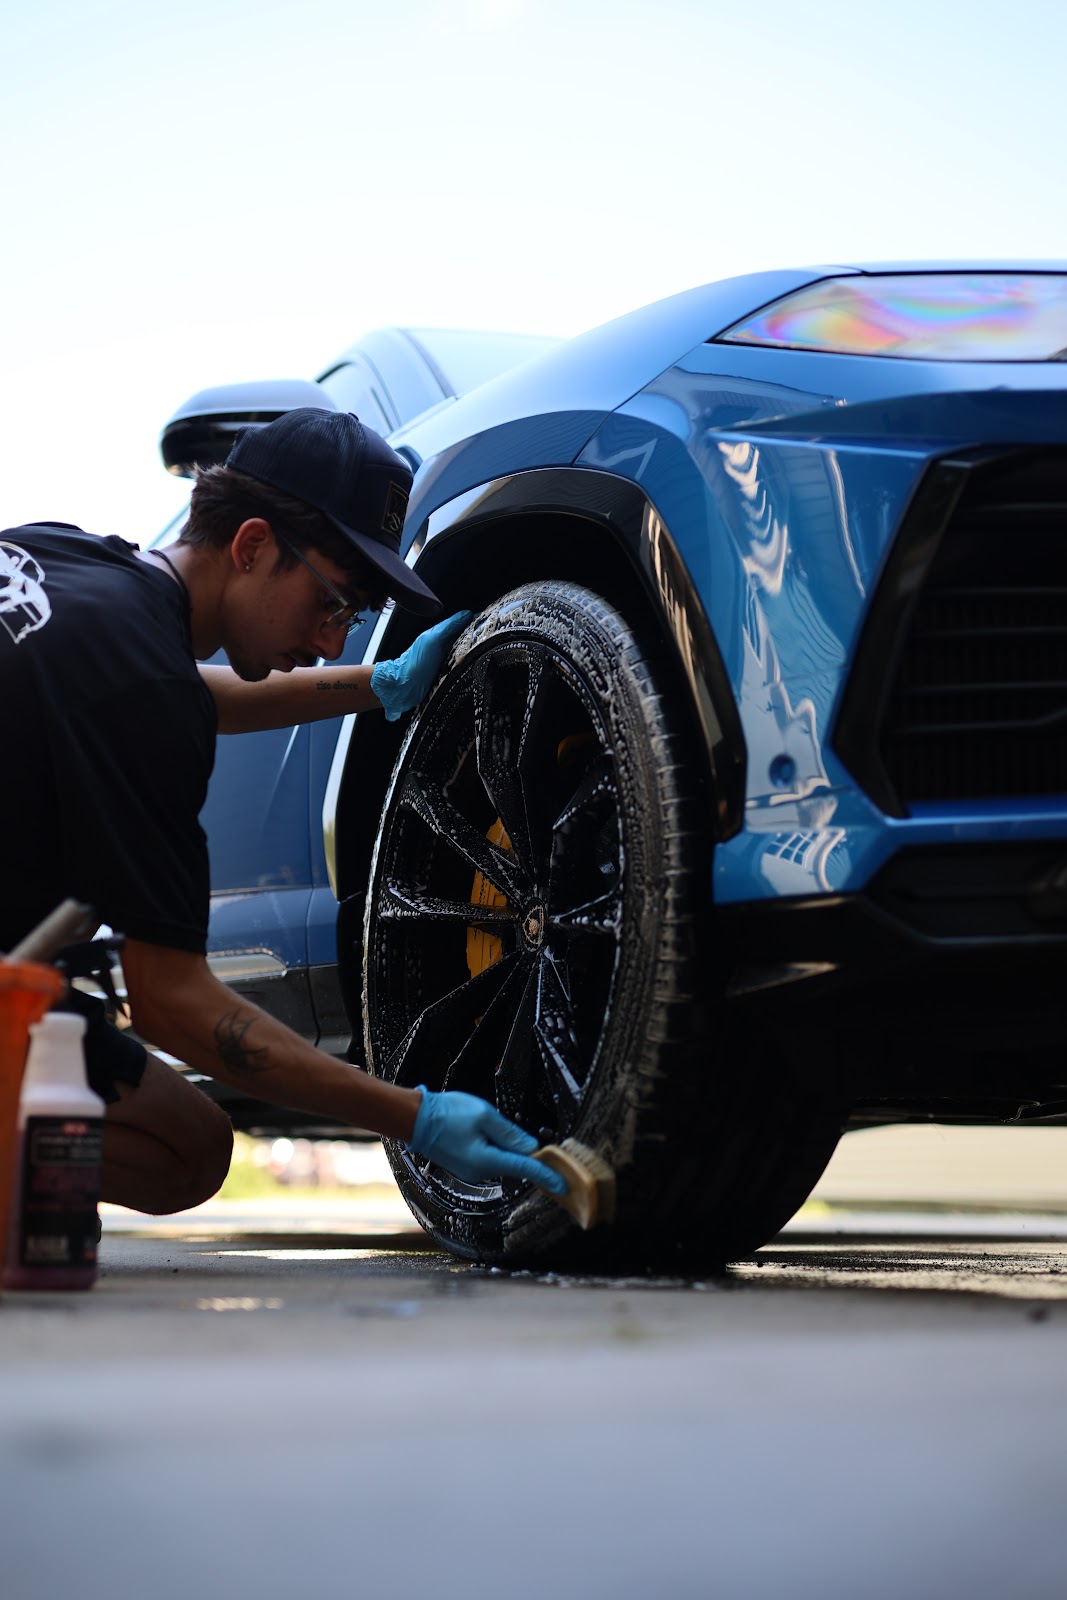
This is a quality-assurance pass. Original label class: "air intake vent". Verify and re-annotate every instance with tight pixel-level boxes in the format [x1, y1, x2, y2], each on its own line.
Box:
[835, 449, 1067, 814]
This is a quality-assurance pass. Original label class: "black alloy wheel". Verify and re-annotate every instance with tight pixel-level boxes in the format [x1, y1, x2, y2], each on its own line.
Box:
[363, 583, 843, 1269]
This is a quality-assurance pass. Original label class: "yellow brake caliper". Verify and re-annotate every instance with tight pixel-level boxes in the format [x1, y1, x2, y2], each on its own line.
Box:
[467, 817, 513, 980]
[465, 735, 597, 983]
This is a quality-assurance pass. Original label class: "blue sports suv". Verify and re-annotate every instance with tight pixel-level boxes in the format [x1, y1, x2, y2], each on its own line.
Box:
[160, 268, 1067, 1269]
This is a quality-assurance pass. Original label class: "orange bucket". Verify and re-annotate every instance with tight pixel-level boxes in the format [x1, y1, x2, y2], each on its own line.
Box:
[0, 962, 66, 1275]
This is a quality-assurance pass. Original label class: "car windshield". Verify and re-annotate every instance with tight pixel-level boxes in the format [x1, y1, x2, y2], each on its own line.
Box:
[716, 273, 1067, 361]
[149, 505, 187, 550]
[404, 328, 559, 393]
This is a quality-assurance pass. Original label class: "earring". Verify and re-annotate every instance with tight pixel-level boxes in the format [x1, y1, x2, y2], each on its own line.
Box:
[244, 563, 251, 572]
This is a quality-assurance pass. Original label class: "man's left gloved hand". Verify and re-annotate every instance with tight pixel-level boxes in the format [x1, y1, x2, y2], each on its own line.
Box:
[370, 611, 474, 722]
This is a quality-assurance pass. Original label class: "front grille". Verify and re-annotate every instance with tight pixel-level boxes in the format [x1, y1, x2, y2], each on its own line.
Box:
[837, 449, 1067, 812]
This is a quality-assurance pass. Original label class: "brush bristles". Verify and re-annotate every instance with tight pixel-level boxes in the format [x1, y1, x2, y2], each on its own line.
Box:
[534, 1140, 616, 1229]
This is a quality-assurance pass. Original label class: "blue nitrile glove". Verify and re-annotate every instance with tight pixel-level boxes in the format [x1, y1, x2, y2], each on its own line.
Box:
[407, 1088, 568, 1194]
[370, 611, 474, 722]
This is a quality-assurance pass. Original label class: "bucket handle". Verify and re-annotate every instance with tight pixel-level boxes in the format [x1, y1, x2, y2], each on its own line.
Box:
[5, 901, 98, 965]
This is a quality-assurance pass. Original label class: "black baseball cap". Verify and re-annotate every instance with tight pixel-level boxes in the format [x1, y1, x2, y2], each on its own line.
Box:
[226, 408, 441, 616]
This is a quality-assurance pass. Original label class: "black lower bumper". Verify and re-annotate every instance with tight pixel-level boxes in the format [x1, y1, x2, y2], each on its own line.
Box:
[716, 842, 1067, 1117]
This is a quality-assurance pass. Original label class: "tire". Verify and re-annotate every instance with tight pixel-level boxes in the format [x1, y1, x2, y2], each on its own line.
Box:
[363, 582, 842, 1269]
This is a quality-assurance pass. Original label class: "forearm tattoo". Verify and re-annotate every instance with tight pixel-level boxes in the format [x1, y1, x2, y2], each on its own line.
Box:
[315, 679, 349, 692]
[214, 1011, 269, 1077]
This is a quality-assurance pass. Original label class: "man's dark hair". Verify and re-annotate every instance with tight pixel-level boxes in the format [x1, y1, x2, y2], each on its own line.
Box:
[178, 464, 391, 612]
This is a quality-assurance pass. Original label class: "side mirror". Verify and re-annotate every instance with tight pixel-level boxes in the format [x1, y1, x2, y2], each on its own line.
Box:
[160, 379, 337, 478]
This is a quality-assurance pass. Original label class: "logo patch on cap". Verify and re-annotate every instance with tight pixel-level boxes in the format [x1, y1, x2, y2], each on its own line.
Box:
[382, 482, 409, 538]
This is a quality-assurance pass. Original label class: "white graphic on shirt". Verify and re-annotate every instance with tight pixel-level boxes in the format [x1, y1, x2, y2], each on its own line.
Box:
[0, 541, 51, 644]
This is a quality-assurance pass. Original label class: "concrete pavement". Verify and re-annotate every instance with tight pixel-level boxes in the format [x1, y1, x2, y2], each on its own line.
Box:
[3, 1227, 1067, 1600]
[5, 1121, 1067, 1600]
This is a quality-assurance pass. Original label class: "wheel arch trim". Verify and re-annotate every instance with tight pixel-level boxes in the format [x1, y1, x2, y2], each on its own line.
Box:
[323, 465, 746, 898]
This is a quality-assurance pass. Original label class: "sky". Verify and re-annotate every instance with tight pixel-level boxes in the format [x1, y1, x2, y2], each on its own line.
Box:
[1, 0, 1064, 543]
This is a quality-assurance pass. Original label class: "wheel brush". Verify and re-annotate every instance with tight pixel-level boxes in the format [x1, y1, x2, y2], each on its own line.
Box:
[534, 1139, 616, 1229]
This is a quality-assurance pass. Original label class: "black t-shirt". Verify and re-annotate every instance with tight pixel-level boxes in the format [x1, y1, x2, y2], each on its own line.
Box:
[0, 523, 217, 954]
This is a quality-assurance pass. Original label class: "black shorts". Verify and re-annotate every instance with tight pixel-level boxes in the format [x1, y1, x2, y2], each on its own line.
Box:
[58, 988, 149, 1105]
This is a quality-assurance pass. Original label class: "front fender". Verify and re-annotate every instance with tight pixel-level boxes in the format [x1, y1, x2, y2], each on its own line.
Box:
[325, 465, 748, 904]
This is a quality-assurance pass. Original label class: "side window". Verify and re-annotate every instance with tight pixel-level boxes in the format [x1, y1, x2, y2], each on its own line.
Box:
[319, 358, 397, 436]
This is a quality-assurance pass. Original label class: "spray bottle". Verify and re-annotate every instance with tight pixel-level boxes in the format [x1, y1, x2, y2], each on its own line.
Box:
[3, 1012, 104, 1291]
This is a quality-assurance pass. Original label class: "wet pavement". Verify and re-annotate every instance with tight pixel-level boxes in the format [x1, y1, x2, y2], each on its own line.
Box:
[3, 1211, 1067, 1600]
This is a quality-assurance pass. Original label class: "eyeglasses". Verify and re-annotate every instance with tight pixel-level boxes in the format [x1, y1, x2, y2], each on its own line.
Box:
[273, 529, 367, 635]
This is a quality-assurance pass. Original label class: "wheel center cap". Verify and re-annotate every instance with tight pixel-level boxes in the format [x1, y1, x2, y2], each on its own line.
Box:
[522, 903, 546, 949]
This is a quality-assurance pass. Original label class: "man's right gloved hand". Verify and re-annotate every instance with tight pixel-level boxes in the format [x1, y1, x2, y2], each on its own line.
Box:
[407, 1088, 567, 1194]
[370, 611, 473, 722]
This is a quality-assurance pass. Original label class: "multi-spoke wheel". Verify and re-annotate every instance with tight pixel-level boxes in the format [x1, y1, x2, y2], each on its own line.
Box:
[364, 582, 843, 1268]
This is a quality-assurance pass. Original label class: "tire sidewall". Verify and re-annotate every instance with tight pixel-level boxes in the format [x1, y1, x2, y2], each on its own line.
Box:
[364, 582, 699, 1257]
